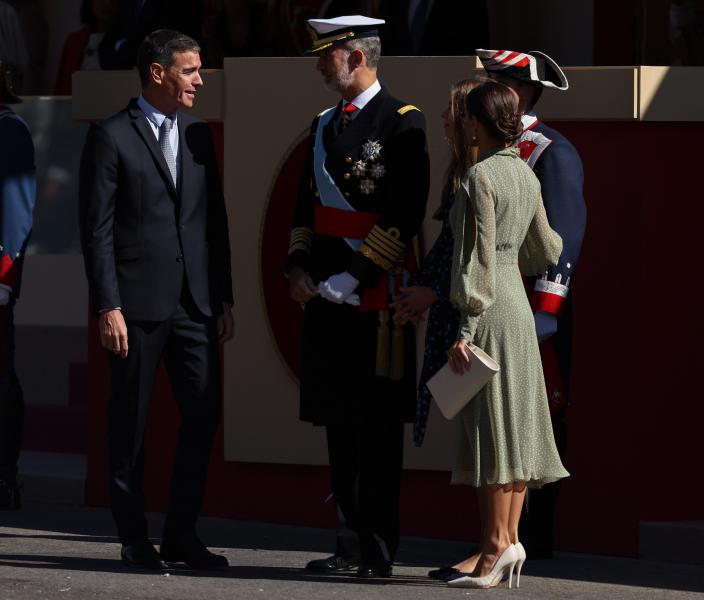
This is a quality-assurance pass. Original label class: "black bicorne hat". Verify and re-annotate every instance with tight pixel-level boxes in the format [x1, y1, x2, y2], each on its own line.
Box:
[475, 49, 569, 91]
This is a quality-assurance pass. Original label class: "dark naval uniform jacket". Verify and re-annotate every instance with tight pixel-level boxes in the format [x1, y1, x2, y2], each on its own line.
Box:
[286, 85, 430, 426]
[518, 114, 587, 411]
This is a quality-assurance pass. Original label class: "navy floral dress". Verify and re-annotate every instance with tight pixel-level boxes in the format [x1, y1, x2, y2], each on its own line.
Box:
[409, 189, 460, 446]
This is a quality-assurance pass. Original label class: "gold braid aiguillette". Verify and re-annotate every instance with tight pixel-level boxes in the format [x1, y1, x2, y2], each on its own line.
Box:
[389, 319, 404, 381]
[375, 309, 390, 378]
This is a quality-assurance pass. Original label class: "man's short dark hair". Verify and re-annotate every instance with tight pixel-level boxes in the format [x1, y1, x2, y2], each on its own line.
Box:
[527, 83, 543, 111]
[136, 29, 200, 87]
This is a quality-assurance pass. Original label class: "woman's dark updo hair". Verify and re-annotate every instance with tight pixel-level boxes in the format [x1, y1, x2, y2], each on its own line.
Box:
[465, 81, 523, 144]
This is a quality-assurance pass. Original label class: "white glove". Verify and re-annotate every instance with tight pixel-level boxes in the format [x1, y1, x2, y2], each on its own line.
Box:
[345, 293, 361, 306]
[318, 271, 360, 304]
[0, 285, 11, 306]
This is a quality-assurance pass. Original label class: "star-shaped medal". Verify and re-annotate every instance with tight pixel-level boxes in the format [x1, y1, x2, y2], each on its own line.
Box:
[352, 160, 367, 178]
[361, 140, 382, 161]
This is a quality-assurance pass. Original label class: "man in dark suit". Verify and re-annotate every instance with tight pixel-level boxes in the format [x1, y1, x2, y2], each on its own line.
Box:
[80, 29, 233, 570]
[286, 16, 429, 578]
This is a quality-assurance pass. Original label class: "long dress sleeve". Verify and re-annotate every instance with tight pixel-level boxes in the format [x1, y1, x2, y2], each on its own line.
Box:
[450, 165, 496, 343]
[518, 195, 563, 277]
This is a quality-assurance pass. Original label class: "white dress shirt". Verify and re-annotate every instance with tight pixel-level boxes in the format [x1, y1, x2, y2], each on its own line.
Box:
[343, 79, 382, 120]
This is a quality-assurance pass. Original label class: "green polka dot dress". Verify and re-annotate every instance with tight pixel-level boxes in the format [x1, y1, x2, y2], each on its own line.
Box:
[448, 147, 570, 489]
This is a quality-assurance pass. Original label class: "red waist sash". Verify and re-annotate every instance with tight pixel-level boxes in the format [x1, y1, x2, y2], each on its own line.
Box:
[314, 205, 413, 312]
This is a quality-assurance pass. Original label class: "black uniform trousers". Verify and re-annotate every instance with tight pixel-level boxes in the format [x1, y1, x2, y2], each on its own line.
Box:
[108, 287, 220, 545]
[0, 300, 23, 483]
[519, 297, 573, 557]
[326, 421, 405, 566]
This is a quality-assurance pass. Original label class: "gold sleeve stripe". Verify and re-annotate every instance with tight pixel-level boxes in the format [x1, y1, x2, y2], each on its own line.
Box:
[364, 235, 403, 263]
[369, 225, 405, 251]
[397, 105, 420, 115]
[288, 242, 311, 254]
[367, 229, 400, 254]
[290, 231, 312, 242]
[288, 227, 313, 255]
[360, 244, 393, 270]
[368, 230, 404, 255]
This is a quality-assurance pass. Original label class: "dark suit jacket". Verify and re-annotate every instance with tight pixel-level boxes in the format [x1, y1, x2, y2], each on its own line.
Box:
[379, 0, 488, 56]
[79, 99, 232, 322]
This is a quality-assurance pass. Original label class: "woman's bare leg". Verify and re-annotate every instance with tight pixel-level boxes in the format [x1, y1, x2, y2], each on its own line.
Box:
[471, 483, 513, 577]
[452, 488, 488, 572]
[509, 481, 527, 544]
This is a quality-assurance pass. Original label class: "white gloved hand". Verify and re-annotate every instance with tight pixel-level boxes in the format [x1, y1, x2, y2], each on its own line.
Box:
[0, 285, 11, 306]
[318, 271, 360, 304]
[345, 293, 361, 306]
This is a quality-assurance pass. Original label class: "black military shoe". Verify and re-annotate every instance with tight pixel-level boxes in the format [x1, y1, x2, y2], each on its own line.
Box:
[305, 555, 359, 572]
[0, 479, 21, 510]
[357, 563, 392, 578]
[160, 535, 228, 569]
[428, 565, 460, 580]
[121, 540, 168, 570]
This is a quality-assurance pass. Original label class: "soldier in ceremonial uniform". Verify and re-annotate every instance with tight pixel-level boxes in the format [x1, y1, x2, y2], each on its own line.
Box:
[477, 48, 587, 558]
[285, 16, 429, 578]
[0, 51, 35, 510]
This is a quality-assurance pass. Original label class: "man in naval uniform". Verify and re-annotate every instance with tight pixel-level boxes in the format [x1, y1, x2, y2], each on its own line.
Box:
[477, 48, 587, 558]
[285, 16, 429, 578]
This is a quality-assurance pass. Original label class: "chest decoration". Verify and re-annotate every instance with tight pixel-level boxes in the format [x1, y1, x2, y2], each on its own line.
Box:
[361, 139, 382, 161]
[354, 139, 385, 195]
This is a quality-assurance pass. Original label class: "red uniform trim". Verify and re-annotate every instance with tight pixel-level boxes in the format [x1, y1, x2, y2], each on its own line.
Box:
[314, 205, 380, 239]
[0, 255, 17, 288]
[532, 291, 566, 315]
[312, 206, 418, 312]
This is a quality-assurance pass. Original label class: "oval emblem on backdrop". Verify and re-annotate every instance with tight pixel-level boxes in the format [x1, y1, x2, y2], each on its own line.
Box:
[260, 132, 310, 379]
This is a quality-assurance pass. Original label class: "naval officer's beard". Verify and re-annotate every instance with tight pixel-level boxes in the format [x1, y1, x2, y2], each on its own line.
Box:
[324, 61, 354, 95]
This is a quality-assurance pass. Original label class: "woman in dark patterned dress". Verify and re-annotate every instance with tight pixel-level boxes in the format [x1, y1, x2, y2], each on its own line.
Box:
[391, 79, 479, 446]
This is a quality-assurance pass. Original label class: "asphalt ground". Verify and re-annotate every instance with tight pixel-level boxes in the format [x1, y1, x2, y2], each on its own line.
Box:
[1, 501, 703, 600]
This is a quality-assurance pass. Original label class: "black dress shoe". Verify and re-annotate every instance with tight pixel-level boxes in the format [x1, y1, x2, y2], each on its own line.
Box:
[357, 564, 392, 578]
[0, 479, 21, 510]
[428, 565, 460, 580]
[121, 540, 168, 570]
[305, 555, 359, 572]
[160, 535, 228, 569]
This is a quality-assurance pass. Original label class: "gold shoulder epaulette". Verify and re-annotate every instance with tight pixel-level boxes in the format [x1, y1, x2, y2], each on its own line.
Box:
[397, 105, 420, 115]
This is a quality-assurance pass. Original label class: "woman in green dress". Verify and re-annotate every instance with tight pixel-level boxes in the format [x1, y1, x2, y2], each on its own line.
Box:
[444, 81, 569, 589]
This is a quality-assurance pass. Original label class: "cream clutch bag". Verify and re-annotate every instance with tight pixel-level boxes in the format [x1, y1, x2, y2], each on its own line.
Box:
[427, 343, 500, 420]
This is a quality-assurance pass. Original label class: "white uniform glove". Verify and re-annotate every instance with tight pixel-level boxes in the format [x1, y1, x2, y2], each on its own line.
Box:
[0, 285, 11, 306]
[318, 271, 360, 305]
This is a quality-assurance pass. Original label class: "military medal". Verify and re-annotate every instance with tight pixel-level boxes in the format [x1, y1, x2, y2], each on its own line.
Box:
[369, 163, 386, 179]
[361, 139, 382, 161]
[352, 159, 367, 178]
[359, 179, 376, 195]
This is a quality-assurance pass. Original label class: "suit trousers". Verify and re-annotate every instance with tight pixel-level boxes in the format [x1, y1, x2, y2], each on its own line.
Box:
[107, 288, 220, 545]
[0, 301, 23, 482]
[326, 422, 404, 566]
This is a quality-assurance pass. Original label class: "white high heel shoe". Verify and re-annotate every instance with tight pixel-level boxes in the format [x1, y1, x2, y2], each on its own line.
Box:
[514, 542, 526, 588]
[447, 544, 519, 589]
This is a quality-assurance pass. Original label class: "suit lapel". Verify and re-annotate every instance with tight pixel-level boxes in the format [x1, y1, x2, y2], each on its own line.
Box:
[176, 116, 193, 216]
[128, 101, 178, 199]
